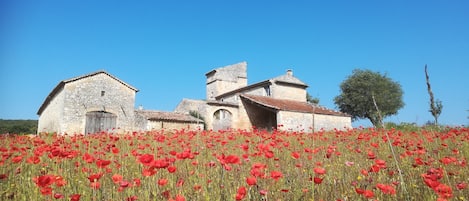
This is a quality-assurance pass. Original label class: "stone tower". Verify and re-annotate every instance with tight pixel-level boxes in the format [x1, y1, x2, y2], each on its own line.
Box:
[205, 62, 248, 101]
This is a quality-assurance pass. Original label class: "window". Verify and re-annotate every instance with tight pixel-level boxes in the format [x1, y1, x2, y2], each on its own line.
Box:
[101, 91, 105, 97]
[264, 86, 271, 96]
[213, 109, 231, 120]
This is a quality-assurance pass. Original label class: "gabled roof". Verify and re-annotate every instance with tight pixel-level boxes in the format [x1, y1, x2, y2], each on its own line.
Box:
[240, 94, 350, 117]
[271, 74, 308, 88]
[136, 110, 203, 123]
[37, 70, 138, 115]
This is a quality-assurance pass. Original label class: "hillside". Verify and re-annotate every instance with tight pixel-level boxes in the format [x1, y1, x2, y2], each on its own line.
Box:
[0, 119, 37, 134]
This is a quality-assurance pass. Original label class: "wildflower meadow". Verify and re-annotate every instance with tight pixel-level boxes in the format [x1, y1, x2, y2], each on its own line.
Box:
[1, 127, 468, 200]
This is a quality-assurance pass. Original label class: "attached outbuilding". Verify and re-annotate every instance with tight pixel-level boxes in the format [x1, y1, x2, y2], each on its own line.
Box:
[134, 110, 204, 131]
[37, 71, 138, 134]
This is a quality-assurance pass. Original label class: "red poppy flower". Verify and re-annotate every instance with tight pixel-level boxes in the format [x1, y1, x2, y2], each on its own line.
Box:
[235, 186, 247, 200]
[54, 193, 64, 199]
[26, 156, 41, 164]
[34, 175, 55, 188]
[246, 176, 257, 186]
[175, 194, 186, 201]
[40, 187, 52, 195]
[96, 159, 111, 168]
[152, 159, 169, 168]
[270, 171, 283, 181]
[87, 173, 102, 183]
[55, 176, 67, 187]
[138, 154, 154, 166]
[313, 177, 323, 184]
[111, 147, 120, 154]
[456, 182, 467, 190]
[363, 190, 374, 198]
[90, 181, 101, 189]
[158, 178, 168, 186]
[120, 180, 130, 188]
[83, 153, 95, 163]
[12, 155, 23, 163]
[291, 151, 300, 159]
[142, 168, 157, 177]
[70, 194, 81, 201]
[376, 183, 396, 195]
[313, 167, 326, 175]
[167, 166, 177, 173]
[435, 183, 452, 199]
[112, 174, 123, 184]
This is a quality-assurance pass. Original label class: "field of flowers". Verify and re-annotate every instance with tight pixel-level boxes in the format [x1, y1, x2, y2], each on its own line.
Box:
[1, 127, 468, 201]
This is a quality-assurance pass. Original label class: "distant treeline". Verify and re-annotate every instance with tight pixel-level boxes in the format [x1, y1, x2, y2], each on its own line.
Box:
[0, 119, 37, 134]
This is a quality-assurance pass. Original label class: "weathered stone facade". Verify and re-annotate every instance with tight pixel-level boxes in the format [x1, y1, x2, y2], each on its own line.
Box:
[38, 71, 200, 134]
[38, 71, 138, 134]
[38, 63, 351, 134]
[134, 110, 204, 131]
[176, 62, 352, 132]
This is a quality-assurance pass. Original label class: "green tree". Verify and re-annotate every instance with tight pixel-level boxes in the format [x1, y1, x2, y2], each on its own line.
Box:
[334, 69, 404, 128]
[306, 92, 320, 105]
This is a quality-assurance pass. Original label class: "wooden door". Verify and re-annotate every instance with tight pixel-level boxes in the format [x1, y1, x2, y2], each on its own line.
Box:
[85, 111, 117, 134]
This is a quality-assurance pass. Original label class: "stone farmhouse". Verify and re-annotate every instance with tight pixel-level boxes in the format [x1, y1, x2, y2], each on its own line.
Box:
[37, 71, 202, 134]
[37, 63, 351, 134]
[175, 62, 352, 132]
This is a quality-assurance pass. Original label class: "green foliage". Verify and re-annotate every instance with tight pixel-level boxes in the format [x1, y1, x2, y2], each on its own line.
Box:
[306, 92, 320, 104]
[334, 69, 404, 127]
[0, 119, 37, 134]
[189, 110, 206, 130]
[384, 122, 449, 132]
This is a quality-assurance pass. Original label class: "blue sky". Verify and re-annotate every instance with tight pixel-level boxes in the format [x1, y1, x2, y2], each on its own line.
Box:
[1, 0, 468, 127]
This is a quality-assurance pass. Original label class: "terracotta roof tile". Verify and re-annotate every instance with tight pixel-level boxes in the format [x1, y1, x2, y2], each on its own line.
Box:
[240, 94, 350, 116]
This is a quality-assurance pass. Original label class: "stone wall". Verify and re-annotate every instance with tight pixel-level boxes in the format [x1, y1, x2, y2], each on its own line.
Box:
[38, 88, 65, 133]
[39, 73, 137, 134]
[206, 62, 247, 100]
[271, 83, 306, 102]
[147, 120, 203, 131]
[313, 114, 352, 131]
[62, 73, 136, 134]
[277, 111, 313, 132]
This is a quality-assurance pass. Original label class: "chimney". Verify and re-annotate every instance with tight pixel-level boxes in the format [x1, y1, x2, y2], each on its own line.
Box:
[286, 69, 293, 76]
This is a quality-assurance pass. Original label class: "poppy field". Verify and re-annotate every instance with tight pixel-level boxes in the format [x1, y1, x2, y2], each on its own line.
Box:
[1, 127, 468, 201]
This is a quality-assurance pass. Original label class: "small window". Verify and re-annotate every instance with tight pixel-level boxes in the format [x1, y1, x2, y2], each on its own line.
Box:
[264, 86, 271, 96]
[101, 91, 105, 97]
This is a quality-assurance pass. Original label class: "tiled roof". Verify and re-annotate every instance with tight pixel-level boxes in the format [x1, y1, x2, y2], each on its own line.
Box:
[37, 70, 138, 115]
[240, 94, 350, 117]
[137, 110, 203, 123]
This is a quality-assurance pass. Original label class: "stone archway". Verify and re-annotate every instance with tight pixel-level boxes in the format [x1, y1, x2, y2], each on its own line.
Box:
[212, 109, 232, 131]
[85, 111, 117, 134]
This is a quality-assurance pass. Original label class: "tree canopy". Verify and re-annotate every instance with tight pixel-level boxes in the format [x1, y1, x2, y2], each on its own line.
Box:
[334, 69, 404, 127]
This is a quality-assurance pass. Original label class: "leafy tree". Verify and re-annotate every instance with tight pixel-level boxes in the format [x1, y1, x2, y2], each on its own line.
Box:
[424, 65, 443, 125]
[334, 69, 404, 127]
[189, 110, 206, 130]
[0, 119, 38, 134]
[306, 92, 320, 105]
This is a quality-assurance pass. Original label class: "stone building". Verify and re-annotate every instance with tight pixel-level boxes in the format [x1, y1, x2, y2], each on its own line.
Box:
[175, 62, 352, 132]
[37, 71, 202, 134]
[134, 110, 203, 131]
